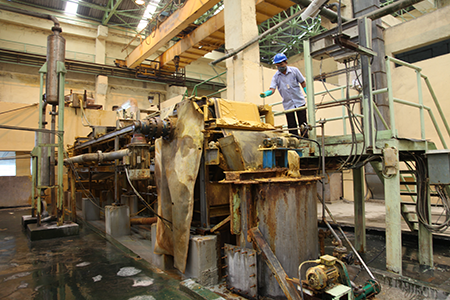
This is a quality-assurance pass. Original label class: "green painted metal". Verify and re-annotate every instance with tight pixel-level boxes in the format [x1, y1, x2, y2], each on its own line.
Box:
[418, 181, 433, 267]
[191, 71, 226, 97]
[57, 61, 67, 225]
[353, 167, 366, 253]
[385, 57, 397, 137]
[423, 76, 450, 138]
[258, 5, 325, 64]
[416, 70, 426, 139]
[102, 0, 124, 25]
[383, 144, 402, 275]
[303, 39, 316, 140]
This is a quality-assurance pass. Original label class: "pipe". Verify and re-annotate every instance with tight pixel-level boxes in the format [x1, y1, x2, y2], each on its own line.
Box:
[0, 4, 60, 28]
[363, 0, 424, 20]
[130, 217, 157, 225]
[64, 149, 130, 165]
[210, 8, 307, 65]
[290, 0, 346, 23]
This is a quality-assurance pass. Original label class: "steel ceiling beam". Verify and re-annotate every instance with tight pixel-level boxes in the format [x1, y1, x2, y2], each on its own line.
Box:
[158, 10, 224, 68]
[126, 0, 222, 68]
[102, 0, 124, 25]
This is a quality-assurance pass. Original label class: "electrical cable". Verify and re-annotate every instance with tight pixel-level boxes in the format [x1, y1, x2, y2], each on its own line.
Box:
[352, 246, 386, 281]
[64, 150, 105, 211]
[408, 153, 450, 233]
[124, 167, 173, 230]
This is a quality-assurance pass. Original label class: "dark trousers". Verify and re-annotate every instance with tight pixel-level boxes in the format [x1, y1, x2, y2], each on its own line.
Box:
[285, 108, 308, 138]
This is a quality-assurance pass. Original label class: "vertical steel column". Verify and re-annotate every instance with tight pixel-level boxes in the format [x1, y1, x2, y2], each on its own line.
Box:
[384, 145, 402, 274]
[31, 155, 36, 217]
[57, 61, 66, 225]
[416, 70, 426, 140]
[70, 168, 77, 222]
[37, 66, 46, 226]
[303, 39, 316, 140]
[358, 17, 375, 149]
[419, 181, 433, 266]
[385, 57, 396, 137]
[353, 167, 366, 252]
[199, 157, 209, 228]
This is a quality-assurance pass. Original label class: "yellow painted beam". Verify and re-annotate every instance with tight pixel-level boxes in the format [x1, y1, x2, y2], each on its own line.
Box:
[125, 0, 222, 68]
[159, 10, 224, 67]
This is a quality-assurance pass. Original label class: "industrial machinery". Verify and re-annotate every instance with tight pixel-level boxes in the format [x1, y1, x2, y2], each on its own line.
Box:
[64, 94, 383, 299]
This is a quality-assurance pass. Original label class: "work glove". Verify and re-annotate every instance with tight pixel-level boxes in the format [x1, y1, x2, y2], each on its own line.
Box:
[260, 90, 273, 98]
[303, 87, 307, 94]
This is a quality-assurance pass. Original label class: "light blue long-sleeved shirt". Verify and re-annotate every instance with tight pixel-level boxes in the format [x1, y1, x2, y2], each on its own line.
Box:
[270, 66, 305, 110]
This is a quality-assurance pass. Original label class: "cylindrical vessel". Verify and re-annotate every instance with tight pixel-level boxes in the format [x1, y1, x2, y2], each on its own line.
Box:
[251, 181, 319, 298]
[45, 31, 65, 105]
[35, 132, 51, 187]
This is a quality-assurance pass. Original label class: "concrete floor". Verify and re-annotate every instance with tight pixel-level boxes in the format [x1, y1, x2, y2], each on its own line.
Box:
[0, 208, 193, 300]
[3, 202, 450, 300]
[321, 200, 450, 300]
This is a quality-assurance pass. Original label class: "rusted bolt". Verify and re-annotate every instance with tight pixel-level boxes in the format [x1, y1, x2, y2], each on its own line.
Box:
[236, 249, 241, 252]
[249, 263, 255, 267]
[249, 253, 255, 257]
[250, 284, 256, 288]
[238, 289, 241, 293]
[241, 251, 247, 254]
[222, 255, 228, 259]
[223, 275, 228, 278]
[230, 287, 235, 290]
[249, 274, 255, 278]
[222, 265, 228, 269]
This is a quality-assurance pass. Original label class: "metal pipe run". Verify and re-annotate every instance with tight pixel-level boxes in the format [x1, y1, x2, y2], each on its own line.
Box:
[64, 149, 130, 165]
[0, 4, 60, 28]
[130, 217, 157, 225]
[363, 0, 425, 20]
[210, 8, 306, 66]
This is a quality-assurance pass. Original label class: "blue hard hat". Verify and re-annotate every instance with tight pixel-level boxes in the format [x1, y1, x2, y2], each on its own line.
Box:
[273, 53, 287, 64]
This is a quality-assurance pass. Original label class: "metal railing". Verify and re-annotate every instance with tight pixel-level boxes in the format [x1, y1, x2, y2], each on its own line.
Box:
[384, 56, 450, 148]
[269, 56, 449, 149]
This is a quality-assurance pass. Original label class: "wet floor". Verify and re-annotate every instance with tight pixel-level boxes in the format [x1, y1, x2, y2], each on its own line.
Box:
[321, 226, 450, 299]
[0, 208, 193, 300]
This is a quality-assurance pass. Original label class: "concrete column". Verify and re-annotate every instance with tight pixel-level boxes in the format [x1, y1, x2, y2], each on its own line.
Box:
[95, 75, 108, 109]
[95, 25, 108, 65]
[224, 0, 261, 104]
[105, 205, 130, 237]
[353, 167, 366, 252]
[419, 184, 433, 267]
[384, 145, 402, 274]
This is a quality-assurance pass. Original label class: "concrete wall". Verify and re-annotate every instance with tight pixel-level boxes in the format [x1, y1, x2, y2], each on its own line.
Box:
[384, 5, 450, 149]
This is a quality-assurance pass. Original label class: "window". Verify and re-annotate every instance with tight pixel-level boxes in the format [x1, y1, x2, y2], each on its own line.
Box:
[394, 38, 450, 66]
[0, 152, 16, 176]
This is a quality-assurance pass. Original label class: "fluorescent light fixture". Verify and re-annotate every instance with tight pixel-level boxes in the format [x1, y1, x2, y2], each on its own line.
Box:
[135, 0, 145, 5]
[65, 0, 79, 15]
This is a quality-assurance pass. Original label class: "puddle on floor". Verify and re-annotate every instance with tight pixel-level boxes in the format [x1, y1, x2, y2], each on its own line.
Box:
[0, 209, 192, 300]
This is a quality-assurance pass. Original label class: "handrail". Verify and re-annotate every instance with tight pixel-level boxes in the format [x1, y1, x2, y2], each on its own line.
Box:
[190, 71, 226, 97]
[385, 55, 450, 149]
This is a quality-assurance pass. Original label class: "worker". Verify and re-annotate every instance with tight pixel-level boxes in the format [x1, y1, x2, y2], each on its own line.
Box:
[260, 53, 308, 138]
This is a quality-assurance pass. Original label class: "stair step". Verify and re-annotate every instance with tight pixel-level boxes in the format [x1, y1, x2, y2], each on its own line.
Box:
[400, 181, 417, 185]
[401, 202, 444, 208]
[400, 192, 439, 197]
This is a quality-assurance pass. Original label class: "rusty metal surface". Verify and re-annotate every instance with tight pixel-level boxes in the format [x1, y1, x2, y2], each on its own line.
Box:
[130, 217, 157, 225]
[224, 244, 258, 299]
[127, 169, 151, 180]
[255, 182, 319, 298]
[230, 185, 241, 235]
[248, 228, 302, 300]
[206, 182, 229, 206]
[223, 168, 321, 184]
[154, 100, 204, 273]
[218, 135, 245, 171]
